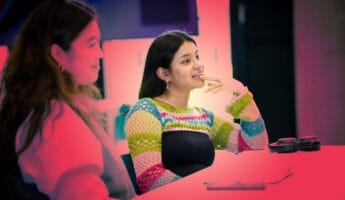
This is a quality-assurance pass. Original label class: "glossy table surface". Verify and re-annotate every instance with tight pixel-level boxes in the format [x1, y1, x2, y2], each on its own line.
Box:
[133, 145, 345, 200]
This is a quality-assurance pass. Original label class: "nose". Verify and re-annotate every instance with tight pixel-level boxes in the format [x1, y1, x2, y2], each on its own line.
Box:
[194, 60, 204, 70]
[98, 46, 104, 59]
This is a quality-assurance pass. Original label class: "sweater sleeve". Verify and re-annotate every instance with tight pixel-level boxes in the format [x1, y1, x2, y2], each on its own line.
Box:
[125, 99, 181, 193]
[16, 102, 115, 200]
[210, 92, 269, 153]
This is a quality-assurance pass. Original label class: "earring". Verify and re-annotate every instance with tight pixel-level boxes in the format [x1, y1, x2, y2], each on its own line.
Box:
[58, 63, 64, 71]
[166, 80, 170, 90]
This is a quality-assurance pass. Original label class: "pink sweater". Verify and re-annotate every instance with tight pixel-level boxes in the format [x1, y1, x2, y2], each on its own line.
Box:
[16, 100, 135, 200]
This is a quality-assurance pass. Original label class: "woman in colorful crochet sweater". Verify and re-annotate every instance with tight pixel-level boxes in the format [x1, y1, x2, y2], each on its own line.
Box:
[125, 30, 268, 194]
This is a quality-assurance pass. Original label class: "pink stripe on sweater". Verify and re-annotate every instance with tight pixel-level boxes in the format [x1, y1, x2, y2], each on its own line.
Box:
[160, 112, 209, 121]
[238, 130, 252, 152]
[137, 163, 165, 193]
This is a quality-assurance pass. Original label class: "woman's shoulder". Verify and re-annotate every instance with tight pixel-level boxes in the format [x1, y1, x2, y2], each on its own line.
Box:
[48, 100, 79, 121]
[126, 98, 160, 119]
[16, 100, 96, 151]
[133, 97, 154, 105]
[42, 100, 92, 137]
[130, 98, 157, 111]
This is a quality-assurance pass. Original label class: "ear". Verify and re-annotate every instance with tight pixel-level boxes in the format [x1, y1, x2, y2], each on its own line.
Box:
[50, 44, 66, 66]
[156, 67, 171, 82]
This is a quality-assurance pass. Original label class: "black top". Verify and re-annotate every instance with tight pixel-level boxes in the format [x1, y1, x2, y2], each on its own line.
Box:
[162, 131, 215, 177]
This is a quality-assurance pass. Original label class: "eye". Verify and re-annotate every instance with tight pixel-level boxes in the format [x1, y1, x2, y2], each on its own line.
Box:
[88, 38, 101, 48]
[88, 42, 98, 48]
[181, 58, 191, 65]
[196, 54, 200, 60]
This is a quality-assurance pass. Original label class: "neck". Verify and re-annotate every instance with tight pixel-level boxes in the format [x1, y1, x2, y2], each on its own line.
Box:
[156, 89, 190, 108]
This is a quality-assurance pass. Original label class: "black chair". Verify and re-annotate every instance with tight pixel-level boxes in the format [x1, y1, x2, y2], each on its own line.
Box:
[121, 153, 142, 195]
[0, 172, 49, 200]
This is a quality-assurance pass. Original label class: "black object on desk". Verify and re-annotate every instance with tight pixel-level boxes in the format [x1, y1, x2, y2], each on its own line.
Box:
[269, 136, 320, 153]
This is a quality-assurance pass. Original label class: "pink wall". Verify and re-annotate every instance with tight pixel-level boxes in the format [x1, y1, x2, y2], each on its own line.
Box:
[294, 0, 345, 144]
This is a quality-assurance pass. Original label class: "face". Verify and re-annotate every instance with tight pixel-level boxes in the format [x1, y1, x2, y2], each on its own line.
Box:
[63, 19, 103, 85]
[167, 41, 205, 92]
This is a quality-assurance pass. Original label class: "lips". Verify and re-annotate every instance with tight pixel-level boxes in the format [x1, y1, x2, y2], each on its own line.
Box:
[192, 72, 204, 78]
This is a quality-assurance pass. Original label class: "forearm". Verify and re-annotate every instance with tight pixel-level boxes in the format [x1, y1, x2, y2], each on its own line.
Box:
[211, 92, 268, 153]
[227, 92, 268, 152]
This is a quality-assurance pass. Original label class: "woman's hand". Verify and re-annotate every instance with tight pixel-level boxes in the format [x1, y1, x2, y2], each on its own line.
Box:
[200, 75, 248, 97]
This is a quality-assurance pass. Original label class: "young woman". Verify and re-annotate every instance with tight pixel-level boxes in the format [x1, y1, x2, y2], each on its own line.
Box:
[125, 30, 269, 193]
[0, 0, 135, 199]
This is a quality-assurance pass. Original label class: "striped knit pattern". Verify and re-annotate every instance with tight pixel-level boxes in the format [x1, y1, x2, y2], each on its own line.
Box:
[124, 92, 268, 193]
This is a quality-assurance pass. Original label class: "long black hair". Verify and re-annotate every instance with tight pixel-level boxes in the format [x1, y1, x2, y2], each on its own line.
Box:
[139, 30, 196, 99]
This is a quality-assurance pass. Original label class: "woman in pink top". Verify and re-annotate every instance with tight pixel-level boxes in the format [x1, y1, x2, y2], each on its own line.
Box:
[0, 0, 135, 199]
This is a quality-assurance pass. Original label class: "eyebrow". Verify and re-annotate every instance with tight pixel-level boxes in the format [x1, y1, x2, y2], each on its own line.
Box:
[179, 50, 199, 59]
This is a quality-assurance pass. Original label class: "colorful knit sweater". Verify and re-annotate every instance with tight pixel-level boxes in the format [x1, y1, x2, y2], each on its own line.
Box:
[125, 92, 268, 193]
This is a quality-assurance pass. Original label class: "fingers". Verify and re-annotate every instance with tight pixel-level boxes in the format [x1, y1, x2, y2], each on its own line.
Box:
[203, 76, 224, 93]
[200, 75, 221, 83]
[200, 74, 249, 97]
[210, 85, 224, 94]
[204, 84, 223, 93]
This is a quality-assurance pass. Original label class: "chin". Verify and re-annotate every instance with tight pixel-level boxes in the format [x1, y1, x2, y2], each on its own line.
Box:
[77, 77, 99, 85]
[194, 83, 205, 89]
[90, 75, 99, 84]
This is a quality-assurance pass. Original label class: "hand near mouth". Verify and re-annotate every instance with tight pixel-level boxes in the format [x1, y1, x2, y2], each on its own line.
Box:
[200, 75, 224, 94]
[201, 75, 248, 96]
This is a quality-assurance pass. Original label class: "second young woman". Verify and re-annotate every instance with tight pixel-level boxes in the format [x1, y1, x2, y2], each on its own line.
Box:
[124, 30, 269, 193]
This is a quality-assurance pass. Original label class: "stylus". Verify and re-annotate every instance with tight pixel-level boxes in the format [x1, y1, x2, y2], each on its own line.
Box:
[206, 182, 267, 190]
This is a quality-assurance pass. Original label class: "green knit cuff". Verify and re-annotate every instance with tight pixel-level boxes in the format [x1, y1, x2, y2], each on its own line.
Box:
[212, 122, 233, 150]
[226, 93, 252, 118]
[128, 133, 161, 157]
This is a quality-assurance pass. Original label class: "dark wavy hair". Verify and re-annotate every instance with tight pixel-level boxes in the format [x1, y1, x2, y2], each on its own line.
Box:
[0, 0, 98, 175]
[138, 30, 196, 99]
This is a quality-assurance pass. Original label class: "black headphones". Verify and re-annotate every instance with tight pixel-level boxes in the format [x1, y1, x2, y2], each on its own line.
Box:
[269, 135, 320, 153]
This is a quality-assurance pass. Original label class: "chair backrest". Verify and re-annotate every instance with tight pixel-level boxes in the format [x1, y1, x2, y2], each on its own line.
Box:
[1, 172, 49, 200]
[121, 153, 142, 195]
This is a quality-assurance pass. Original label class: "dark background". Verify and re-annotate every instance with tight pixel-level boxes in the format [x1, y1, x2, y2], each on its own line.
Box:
[231, 0, 296, 143]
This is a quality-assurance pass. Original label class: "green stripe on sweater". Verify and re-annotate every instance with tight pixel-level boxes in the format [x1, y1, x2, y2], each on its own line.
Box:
[212, 122, 233, 149]
[127, 133, 161, 157]
[226, 93, 252, 118]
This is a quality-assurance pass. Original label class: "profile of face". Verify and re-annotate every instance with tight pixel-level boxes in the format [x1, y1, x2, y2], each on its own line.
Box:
[160, 41, 205, 93]
[52, 19, 103, 85]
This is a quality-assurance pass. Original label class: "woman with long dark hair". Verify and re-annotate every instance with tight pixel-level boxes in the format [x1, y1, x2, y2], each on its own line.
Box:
[125, 30, 269, 193]
[0, 0, 135, 199]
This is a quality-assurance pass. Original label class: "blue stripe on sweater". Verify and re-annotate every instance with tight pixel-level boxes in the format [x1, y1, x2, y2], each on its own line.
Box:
[240, 116, 265, 137]
[126, 98, 162, 123]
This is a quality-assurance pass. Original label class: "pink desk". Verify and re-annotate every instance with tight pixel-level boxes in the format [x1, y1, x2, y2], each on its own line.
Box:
[133, 145, 345, 200]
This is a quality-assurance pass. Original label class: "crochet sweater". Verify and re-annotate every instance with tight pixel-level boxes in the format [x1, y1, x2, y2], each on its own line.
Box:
[125, 92, 268, 193]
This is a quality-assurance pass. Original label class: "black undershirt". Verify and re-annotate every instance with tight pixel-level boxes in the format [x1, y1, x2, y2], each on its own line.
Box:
[162, 131, 215, 177]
